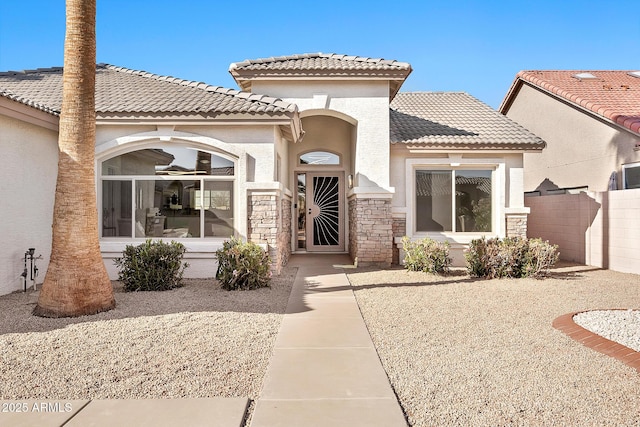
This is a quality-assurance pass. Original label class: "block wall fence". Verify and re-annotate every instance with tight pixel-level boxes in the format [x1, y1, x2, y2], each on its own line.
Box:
[526, 189, 640, 275]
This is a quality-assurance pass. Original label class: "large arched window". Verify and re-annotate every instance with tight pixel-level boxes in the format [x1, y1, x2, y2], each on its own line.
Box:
[100, 146, 235, 239]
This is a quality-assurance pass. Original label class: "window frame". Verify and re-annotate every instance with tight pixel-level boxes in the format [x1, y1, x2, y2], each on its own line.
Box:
[622, 161, 640, 189]
[414, 169, 493, 233]
[98, 147, 237, 241]
[405, 158, 504, 242]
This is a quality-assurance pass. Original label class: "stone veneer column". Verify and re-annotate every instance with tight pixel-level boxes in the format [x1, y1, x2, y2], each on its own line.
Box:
[505, 213, 528, 238]
[348, 194, 393, 267]
[247, 191, 291, 275]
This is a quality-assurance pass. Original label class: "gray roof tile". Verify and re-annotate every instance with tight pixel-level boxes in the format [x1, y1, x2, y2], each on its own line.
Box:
[229, 53, 412, 98]
[0, 64, 298, 117]
[390, 92, 545, 150]
[230, 52, 411, 75]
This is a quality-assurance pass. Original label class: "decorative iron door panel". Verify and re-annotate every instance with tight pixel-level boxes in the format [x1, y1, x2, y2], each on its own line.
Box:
[307, 173, 344, 251]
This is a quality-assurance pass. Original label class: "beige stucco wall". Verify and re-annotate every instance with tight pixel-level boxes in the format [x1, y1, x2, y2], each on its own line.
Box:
[390, 147, 527, 237]
[505, 83, 640, 192]
[0, 114, 58, 295]
[288, 115, 353, 176]
[252, 80, 392, 190]
[95, 123, 283, 279]
[96, 124, 278, 183]
[526, 189, 640, 275]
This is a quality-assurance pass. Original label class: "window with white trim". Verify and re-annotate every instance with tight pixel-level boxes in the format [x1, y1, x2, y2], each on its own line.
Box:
[623, 162, 640, 189]
[100, 147, 235, 239]
[415, 169, 492, 232]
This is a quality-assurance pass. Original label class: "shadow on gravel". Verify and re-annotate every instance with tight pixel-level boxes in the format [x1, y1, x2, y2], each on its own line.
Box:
[546, 267, 605, 280]
[349, 276, 483, 291]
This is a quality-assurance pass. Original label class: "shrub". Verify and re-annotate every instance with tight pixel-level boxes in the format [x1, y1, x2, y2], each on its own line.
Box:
[402, 236, 452, 274]
[215, 237, 271, 290]
[114, 239, 188, 291]
[523, 238, 561, 278]
[465, 236, 559, 279]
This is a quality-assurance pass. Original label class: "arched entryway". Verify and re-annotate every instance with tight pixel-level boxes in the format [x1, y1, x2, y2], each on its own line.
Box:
[290, 113, 356, 252]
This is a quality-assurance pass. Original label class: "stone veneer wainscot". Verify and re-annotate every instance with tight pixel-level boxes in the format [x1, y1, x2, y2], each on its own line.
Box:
[348, 195, 393, 267]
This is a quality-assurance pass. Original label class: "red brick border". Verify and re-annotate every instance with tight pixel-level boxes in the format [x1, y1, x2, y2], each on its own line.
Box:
[553, 311, 640, 373]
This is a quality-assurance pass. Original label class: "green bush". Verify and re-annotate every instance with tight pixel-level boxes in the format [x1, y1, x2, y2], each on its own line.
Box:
[114, 239, 188, 291]
[465, 237, 559, 279]
[402, 236, 452, 274]
[215, 237, 271, 290]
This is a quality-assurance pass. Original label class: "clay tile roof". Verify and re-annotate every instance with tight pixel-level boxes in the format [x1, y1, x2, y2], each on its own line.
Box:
[0, 64, 298, 118]
[229, 53, 412, 97]
[390, 92, 545, 150]
[230, 52, 411, 73]
[0, 88, 60, 116]
[501, 70, 640, 135]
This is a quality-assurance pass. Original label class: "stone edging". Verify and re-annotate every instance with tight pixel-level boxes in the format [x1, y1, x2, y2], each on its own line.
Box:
[552, 311, 640, 373]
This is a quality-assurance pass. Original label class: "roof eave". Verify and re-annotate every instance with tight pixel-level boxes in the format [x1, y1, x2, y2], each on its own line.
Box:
[229, 69, 413, 100]
[391, 141, 546, 152]
[498, 73, 525, 114]
[0, 95, 60, 131]
[95, 109, 305, 143]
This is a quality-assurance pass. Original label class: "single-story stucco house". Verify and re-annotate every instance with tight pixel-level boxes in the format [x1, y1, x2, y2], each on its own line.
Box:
[500, 70, 640, 193]
[499, 70, 640, 274]
[0, 53, 545, 295]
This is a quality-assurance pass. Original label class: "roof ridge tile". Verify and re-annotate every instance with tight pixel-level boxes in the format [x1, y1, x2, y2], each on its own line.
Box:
[229, 52, 411, 70]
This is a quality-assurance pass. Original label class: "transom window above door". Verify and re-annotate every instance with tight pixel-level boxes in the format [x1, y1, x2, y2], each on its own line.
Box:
[299, 151, 340, 165]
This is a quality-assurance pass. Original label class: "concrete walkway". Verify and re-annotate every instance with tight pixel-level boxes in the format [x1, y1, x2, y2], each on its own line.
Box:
[1, 254, 406, 427]
[1, 398, 249, 426]
[251, 254, 407, 427]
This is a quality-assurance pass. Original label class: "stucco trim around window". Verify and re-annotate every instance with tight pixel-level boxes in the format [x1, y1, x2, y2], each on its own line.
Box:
[404, 157, 505, 243]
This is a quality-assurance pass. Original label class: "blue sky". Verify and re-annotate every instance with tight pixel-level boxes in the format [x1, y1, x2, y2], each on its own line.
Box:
[1, 0, 638, 108]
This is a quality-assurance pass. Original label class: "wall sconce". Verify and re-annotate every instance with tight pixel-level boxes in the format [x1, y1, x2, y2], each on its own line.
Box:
[348, 174, 353, 189]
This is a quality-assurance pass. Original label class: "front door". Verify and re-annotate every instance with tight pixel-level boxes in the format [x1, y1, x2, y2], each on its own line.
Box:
[296, 172, 344, 252]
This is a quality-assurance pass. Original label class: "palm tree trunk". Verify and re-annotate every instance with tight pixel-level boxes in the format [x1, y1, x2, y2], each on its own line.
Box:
[34, 0, 115, 317]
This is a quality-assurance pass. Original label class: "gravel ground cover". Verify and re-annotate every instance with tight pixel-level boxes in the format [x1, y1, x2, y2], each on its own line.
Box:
[347, 263, 640, 426]
[0, 267, 295, 401]
[575, 309, 640, 352]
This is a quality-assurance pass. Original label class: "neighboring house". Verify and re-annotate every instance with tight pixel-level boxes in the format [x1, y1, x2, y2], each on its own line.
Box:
[500, 71, 640, 193]
[0, 53, 544, 295]
[500, 70, 640, 274]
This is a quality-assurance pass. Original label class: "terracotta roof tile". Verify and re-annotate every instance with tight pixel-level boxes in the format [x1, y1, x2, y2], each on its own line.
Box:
[504, 70, 640, 135]
[0, 64, 298, 118]
[390, 92, 545, 150]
